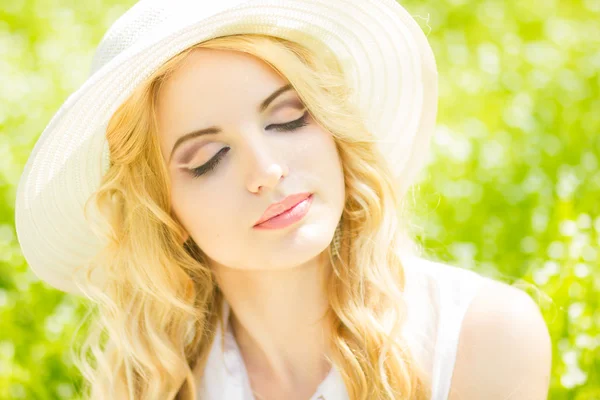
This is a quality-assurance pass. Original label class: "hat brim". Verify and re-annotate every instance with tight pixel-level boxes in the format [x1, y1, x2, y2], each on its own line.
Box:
[15, 0, 438, 296]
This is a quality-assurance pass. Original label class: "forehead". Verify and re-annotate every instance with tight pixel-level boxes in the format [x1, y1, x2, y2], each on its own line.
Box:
[156, 48, 286, 107]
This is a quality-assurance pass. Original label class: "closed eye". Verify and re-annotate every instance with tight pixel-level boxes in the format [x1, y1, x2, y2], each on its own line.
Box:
[188, 111, 310, 179]
[267, 110, 309, 132]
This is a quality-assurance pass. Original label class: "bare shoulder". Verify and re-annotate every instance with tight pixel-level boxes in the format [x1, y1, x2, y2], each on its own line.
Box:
[448, 279, 552, 400]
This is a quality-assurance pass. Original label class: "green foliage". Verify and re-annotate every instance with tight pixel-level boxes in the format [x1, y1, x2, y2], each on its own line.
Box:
[1, 0, 598, 398]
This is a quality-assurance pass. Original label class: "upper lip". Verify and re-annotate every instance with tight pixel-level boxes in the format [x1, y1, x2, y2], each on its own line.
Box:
[254, 192, 312, 226]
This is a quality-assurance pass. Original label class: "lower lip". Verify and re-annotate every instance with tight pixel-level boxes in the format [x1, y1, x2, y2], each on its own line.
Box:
[254, 195, 313, 230]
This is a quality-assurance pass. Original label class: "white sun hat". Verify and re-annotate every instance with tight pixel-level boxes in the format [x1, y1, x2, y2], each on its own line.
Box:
[15, 0, 438, 296]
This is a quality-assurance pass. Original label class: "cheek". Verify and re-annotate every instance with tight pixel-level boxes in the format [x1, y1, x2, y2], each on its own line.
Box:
[170, 180, 215, 232]
[174, 193, 243, 266]
[310, 131, 345, 203]
[289, 128, 338, 165]
[170, 180, 240, 245]
[303, 130, 342, 177]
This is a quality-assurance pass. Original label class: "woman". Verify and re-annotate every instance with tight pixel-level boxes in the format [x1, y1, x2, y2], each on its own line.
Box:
[15, 0, 552, 399]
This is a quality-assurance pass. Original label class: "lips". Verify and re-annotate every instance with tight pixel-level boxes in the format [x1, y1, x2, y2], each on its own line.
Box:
[254, 192, 312, 226]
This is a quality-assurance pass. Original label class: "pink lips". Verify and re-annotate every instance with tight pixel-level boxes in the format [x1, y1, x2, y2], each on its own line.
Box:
[254, 192, 313, 228]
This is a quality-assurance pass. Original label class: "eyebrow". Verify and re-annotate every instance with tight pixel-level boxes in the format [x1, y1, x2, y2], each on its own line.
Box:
[168, 83, 293, 163]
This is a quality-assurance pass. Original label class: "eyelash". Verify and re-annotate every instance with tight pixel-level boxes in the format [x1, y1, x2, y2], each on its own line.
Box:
[189, 111, 310, 178]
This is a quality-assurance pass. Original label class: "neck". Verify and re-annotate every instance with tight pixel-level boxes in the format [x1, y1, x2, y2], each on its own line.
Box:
[213, 250, 333, 391]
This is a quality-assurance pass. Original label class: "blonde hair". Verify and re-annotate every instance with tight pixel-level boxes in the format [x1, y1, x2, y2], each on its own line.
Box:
[72, 34, 432, 400]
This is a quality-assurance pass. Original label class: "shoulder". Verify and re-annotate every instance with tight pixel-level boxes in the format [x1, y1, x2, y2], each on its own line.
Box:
[448, 279, 552, 400]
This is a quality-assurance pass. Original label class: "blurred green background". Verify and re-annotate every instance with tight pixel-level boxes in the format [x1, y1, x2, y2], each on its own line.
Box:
[1, 0, 598, 398]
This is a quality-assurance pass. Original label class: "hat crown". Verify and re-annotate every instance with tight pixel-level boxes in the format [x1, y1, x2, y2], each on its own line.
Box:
[90, 0, 169, 75]
[89, 0, 246, 76]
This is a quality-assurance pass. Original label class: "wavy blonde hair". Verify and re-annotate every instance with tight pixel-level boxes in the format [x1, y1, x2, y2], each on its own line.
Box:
[72, 34, 432, 400]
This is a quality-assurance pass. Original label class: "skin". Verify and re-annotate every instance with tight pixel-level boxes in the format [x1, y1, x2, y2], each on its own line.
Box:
[155, 48, 346, 399]
[449, 281, 552, 399]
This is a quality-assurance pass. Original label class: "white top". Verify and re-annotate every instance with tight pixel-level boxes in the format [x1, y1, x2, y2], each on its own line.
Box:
[196, 255, 491, 400]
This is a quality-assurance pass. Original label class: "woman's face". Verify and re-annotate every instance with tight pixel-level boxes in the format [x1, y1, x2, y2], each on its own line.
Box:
[156, 48, 345, 271]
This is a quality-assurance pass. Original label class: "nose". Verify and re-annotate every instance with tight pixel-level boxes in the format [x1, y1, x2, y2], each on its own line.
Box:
[245, 137, 289, 194]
